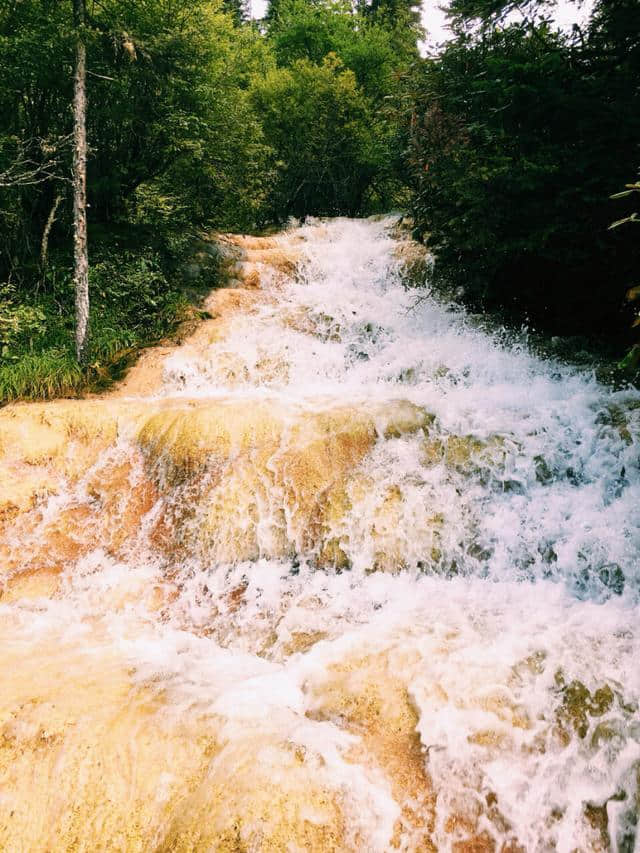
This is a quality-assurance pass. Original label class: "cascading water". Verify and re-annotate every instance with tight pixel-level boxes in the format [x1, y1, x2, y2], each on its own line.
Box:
[1, 216, 639, 852]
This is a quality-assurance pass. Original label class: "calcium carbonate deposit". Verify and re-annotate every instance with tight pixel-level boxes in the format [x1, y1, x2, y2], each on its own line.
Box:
[1, 217, 639, 851]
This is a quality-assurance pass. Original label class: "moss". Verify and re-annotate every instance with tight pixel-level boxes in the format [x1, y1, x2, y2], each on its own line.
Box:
[554, 675, 615, 740]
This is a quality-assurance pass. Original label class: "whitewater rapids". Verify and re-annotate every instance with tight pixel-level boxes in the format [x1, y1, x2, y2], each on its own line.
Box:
[1, 217, 639, 851]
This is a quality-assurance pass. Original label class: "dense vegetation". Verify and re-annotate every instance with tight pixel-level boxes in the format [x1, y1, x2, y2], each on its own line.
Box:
[1, 0, 639, 400]
[0, 0, 419, 399]
[404, 0, 640, 357]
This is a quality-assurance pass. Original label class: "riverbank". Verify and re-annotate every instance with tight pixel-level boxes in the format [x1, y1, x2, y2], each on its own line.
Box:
[0, 226, 222, 403]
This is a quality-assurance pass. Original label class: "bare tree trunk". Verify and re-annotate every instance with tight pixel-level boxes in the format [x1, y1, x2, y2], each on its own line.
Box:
[39, 193, 63, 291]
[73, 0, 89, 363]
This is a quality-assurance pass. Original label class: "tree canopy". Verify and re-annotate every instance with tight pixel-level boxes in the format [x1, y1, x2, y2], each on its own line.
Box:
[404, 0, 640, 344]
[1, 0, 639, 398]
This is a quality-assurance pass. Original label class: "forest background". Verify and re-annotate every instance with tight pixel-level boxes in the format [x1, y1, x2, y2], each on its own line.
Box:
[0, 0, 638, 400]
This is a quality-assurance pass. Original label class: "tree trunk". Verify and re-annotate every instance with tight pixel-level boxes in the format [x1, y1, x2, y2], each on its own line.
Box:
[39, 193, 63, 290]
[73, 0, 89, 363]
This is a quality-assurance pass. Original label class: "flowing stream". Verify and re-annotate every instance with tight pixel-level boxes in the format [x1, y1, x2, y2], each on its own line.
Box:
[1, 217, 639, 851]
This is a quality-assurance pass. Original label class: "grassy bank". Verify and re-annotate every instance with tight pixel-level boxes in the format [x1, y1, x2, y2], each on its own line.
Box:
[0, 228, 217, 404]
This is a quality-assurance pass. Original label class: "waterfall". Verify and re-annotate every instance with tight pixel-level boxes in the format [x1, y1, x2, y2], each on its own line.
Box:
[1, 217, 639, 851]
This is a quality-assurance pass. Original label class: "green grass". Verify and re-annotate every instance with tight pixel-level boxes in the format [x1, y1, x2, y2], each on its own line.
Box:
[0, 208, 228, 405]
[0, 349, 85, 401]
[0, 294, 200, 404]
[0, 238, 214, 404]
[0, 306, 193, 404]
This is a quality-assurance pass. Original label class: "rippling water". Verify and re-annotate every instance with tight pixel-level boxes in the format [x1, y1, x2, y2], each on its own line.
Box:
[1, 217, 639, 851]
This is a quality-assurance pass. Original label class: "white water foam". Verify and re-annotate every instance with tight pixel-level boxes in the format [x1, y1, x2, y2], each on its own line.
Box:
[161, 216, 640, 598]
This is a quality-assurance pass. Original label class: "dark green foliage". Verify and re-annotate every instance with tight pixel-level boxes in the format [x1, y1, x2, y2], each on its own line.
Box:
[358, 0, 422, 32]
[4, 0, 637, 399]
[258, 0, 417, 219]
[611, 176, 640, 375]
[405, 0, 640, 343]
[251, 55, 388, 218]
[222, 0, 250, 24]
[445, 0, 555, 27]
[267, 0, 420, 89]
[268, 0, 358, 66]
[84, 0, 272, 226]
[0, 0, 271, 277]
[0, 0, 269, 399]
[0, 226, 201, 401]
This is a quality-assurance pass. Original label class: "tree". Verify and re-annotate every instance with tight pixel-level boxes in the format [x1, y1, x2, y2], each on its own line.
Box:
[267, 0, 421, 72]
[0, 0, 73, 289]
[261, 0, 416, 218]
[251, 54, 383, 218]
[611, 177, 640, 373]
[0, 0, 275, 388]
[444, 0, 554, 28]
[359, 0, 421, 27]
[72, 0, 89, 363]
[404, 1, 640, 342]
[222, 0, 250, 24]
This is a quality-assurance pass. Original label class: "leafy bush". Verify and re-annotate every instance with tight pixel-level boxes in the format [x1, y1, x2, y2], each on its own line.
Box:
[0, 286, 48, 360]
[251, 54, 394, 218]
[0, 241, 200, 402]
